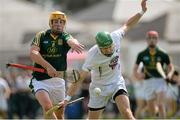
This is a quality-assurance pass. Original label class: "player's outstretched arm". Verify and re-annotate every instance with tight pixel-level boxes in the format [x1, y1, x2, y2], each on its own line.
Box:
[30, 45, 59, 77]
[121, 0, 147, 33]
[67, 38, 85, 54]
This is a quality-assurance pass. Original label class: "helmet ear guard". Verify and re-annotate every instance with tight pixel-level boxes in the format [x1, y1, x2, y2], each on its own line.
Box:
[95, 31, 113, 48]
[49, 11, 67, 27]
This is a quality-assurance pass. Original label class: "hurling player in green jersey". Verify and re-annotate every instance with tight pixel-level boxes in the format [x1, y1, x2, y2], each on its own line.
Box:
[29, 11, 84, 119]
[133, 30, 174, 118]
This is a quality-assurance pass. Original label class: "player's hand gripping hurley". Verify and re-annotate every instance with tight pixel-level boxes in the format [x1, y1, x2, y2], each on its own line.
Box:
[45, 97, 84, 116]
[6, 63, 80, 82]
[156, 62, 177, 97]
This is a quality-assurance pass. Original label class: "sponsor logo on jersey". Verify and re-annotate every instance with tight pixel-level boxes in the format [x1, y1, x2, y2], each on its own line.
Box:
[143, 56, 149, 61]
[157, 57, 162, 62]
[43, 41, 48, 44]
[47, 47, 58, 54]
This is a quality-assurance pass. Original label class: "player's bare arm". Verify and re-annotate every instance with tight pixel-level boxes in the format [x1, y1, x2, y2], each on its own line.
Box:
[133, 64, 145, 80]
[167, 63, 174, 79]
[121, 0, 147, 32]
[67, 70, 88, 97]
[63, 70, 89, 106]
[30, 45, 58, 77]
[67, 38, 85, 54]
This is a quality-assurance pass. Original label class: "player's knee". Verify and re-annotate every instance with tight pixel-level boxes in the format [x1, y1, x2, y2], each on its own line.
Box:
[121, 108, 134, 119]
[43, 103, 53, 112]
[157, 103, 165, 110]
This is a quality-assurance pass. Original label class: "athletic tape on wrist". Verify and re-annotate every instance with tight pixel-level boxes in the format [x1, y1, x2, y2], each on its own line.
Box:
[65, 95, 72, 101]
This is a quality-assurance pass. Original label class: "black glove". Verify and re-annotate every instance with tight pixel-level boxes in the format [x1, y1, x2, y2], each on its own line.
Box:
[166, 78, 177, 85]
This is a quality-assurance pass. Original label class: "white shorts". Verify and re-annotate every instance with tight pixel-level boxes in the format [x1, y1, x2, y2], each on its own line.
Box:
[134, 81, 146, 100]
[88, 79, 127, 109]
[31, 77, 65, 104]
[143, 78, 167, 100]
[0, 98, 7, 111]
[166, 84, 178, 100]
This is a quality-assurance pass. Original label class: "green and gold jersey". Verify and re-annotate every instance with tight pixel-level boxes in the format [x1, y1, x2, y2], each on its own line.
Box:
[31, 29, 71, 80]
[136, 47, 170, 79]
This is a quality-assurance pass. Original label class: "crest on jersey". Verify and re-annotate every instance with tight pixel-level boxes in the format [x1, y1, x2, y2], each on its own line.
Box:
[143, 56, 149, 61]
[109, 56, 119, 69]
[157, 57, 162, 62]
[58, 39, 63, 45]
[43, 41, 48, 44]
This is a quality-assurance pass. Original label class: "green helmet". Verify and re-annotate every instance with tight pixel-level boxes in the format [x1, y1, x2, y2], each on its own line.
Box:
[95, 31, 113, 48]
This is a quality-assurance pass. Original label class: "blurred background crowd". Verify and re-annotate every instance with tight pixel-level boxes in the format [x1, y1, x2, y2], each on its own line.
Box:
[0, 0, 180, 119]
[1, 68, 180, 119]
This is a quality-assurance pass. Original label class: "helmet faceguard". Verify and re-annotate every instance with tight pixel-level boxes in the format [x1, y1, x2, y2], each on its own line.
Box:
[49, 11, 67, 28]
[95, 31, 114, 57]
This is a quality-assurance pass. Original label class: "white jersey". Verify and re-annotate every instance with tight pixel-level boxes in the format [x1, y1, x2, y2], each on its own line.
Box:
[82, 28, 125, 85]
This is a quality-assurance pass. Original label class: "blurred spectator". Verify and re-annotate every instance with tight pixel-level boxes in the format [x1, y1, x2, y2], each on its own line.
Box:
[5, 70, 18, 119]
[4, 70, 40, 119]
[0, 70, 11, 119]
[15, 70, 40, 119]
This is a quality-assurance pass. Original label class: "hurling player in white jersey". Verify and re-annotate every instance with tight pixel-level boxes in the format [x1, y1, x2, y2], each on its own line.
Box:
[62, 0, 148, 119]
